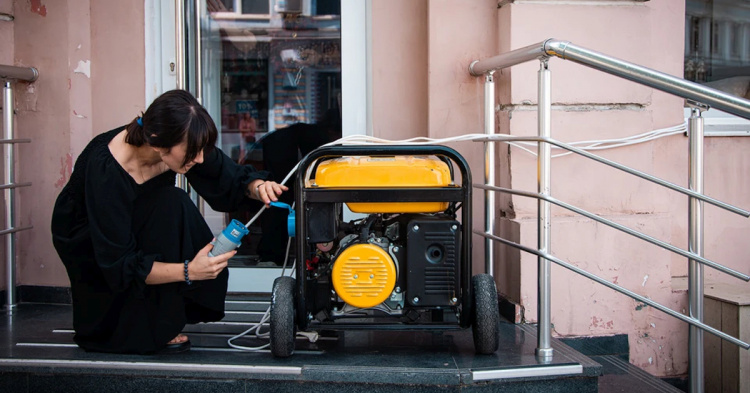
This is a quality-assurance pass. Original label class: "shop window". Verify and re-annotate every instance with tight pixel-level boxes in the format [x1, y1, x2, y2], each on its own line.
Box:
[209, 0, 270, 15]
[206, 0, 343, 265]
[685, 0, 750, 135]
[208, 0, 337, 17]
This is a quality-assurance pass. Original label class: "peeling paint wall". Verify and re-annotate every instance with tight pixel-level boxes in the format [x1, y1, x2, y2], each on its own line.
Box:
[0, 0, 745, 381]
[90, 0, 145, 133]
[9, 0, 145, 287]
[370, 0, 749, 379]
[499, 0, 748, 378]
[0, 0, 14, 288]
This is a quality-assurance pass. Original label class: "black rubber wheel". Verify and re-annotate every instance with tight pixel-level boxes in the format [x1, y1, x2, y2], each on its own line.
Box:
[472, 274, 500, 354]
[270, 276, 296, 358]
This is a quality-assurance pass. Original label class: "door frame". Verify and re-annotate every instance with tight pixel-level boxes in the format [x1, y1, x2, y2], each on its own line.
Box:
[144, 0, 371, 292]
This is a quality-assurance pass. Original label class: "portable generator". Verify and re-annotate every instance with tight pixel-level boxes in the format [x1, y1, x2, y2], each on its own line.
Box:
[269, 145, 500, 357]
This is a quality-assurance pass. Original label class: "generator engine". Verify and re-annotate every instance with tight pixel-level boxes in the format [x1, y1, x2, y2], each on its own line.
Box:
[301, 154, 462, 323]
[307, 212, 461, 321]
[270, 145, 499, 358]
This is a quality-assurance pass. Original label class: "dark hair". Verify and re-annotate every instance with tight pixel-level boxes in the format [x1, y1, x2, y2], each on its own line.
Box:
[125, 90, 217, 167]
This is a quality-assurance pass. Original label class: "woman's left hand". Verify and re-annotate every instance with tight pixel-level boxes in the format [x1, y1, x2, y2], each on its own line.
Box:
[249, 179, 288, 205]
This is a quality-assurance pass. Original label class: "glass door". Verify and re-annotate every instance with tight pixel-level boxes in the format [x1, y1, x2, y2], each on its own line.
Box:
[201, 1, 343, 278]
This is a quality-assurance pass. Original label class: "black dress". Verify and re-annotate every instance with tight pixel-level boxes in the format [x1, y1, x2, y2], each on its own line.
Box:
[51, 127, 267, 354]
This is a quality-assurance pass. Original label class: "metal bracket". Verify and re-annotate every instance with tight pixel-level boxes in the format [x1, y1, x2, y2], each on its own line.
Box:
[685, 99, 710, 113]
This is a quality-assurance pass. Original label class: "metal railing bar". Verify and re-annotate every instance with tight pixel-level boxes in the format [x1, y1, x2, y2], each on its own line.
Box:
[0, 138, 31, 144]
[687, 106, 707, 392]
[544, 41, 750, 120]
[475, 183, 750, 281]
[469, 41, 548, 76]
[3, 81, 16, 308]
[0, 64, 39, 82]
[472, 134, 750, 217]
[0, 225, 32, 236]
[468, 39, 750, 120]
[484, 73, 496, 277]
[473, 229, 750, 350]
[0, 182, 31, 190]
[536, 60, 554, 360]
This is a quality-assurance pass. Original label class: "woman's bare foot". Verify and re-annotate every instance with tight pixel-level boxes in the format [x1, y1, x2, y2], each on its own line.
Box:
[167, 334, 189, 345]
[158, 333, 191, 354]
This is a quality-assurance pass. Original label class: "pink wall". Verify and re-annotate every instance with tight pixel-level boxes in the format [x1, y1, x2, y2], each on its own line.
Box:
[4, 0, 145, 287]
[370, 0, 503, 276]
[503, 1, 697, 377]
[0, 0, 12, 65]
[90, 1, 145, 133]
[0, 0, 12, 288]
[371, 0, 428, 141]
[1, 0, 746, 381]
[369, 0, 749, 378]
[426, 0, 498, 275]
[500, 0, 747, 378]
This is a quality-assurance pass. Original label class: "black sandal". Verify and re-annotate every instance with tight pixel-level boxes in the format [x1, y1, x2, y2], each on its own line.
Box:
[157, 339, 191, 354]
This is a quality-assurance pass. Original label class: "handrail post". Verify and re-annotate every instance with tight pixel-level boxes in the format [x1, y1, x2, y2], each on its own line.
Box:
[536, 60, 553, 361]
[484, 71, 495, 277]
[688, 102, 707, 393]
[3, 81, 16, 308]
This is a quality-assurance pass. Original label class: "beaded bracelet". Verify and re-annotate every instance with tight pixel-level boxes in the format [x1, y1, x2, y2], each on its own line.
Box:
[184, 260, 192, 285]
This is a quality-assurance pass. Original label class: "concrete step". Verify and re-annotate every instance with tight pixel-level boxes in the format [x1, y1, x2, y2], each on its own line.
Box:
[1, 303, 601, 393]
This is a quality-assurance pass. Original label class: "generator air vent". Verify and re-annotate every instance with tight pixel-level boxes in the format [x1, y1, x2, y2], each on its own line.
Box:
[332, 244, 397, 309]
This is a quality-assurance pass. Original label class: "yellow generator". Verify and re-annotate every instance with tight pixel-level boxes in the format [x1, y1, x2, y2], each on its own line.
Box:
[269, 145, 499, 357]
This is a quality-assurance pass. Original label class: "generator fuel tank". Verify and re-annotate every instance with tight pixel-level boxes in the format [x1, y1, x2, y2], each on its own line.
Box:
[311, 155, 453, 213]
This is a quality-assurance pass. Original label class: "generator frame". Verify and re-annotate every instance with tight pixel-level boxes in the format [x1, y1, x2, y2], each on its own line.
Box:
[293, 144, 474, 331]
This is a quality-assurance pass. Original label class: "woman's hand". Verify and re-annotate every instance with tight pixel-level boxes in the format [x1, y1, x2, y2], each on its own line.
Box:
[187, 242, 233, 281]
[248, 179, 288, 205]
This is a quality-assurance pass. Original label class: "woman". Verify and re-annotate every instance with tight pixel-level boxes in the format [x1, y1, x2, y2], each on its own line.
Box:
[51, 90, 287, 354]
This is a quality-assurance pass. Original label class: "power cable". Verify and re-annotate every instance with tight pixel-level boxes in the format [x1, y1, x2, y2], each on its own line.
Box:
[225, 121, 687, 350]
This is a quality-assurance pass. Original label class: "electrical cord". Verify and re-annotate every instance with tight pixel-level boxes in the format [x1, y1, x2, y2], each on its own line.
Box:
[331, 121, 688, 159]
[505, 121, 688, 158]
[226, 234, 295, 351]
[225, 121, 686, 350]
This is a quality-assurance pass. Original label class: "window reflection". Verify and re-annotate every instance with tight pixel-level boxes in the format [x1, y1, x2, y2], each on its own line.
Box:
[207, 0, 343, 265]
[685, 0, 750, 99]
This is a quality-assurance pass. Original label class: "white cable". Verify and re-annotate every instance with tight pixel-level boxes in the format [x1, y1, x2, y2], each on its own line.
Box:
[325, 122, 687, 159]
[242, 205, 266, 228]
[226, 235, 295, 351]
[511, 122, 685, 149]
[226, 121, 686, 350]
[507, 121, 687, 158]
[229, 199, 299, 351]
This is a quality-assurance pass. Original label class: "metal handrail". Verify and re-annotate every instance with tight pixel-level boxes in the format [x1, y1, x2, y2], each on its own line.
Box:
[470, 39, 750, 119]
[474, 230, 750, 350]
[2, 65, 37, 308]
[472, 134, 749, 217]
[0, 65, 38, 82]
[469, 39, 750, 391]
[475, 183, 749, 281]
